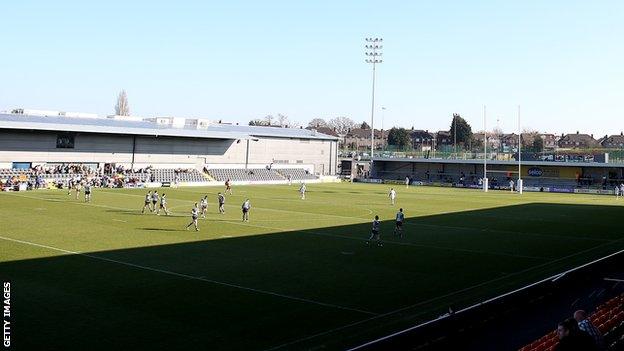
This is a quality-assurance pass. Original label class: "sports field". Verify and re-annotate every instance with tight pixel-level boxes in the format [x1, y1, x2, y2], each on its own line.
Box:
[1, 183, 623, 350]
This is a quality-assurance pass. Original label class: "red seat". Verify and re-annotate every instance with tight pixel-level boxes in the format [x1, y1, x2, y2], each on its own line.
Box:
[598, 323, 607, 333]
[604, 318, 617, 331]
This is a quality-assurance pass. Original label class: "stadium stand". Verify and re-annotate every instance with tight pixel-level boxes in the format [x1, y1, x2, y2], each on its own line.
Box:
[151, 169, 207, 183]
[518, 293, 624, 351]
[0, 168, 29, 178]
[205, 168, 285, 182]
[275, 168, 318, 180]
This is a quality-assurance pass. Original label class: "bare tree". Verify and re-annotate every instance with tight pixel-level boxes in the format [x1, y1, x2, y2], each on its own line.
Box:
[328, 116, 357, 135]
[115, 90, 130, 116]
[308, 118, 328, 128]
[276, 113, 289, 127]
[263, 114, 274, 126]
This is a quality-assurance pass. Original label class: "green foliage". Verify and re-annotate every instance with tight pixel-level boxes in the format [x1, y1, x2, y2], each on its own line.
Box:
[532, 135, 544, 152]
[449, 113, 473, 150]
[387, 127, 411, 149]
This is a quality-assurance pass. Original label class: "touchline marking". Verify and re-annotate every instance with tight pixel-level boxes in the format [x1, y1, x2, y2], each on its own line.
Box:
[266, 238, 624, 351]
[0, 235, 376, 316]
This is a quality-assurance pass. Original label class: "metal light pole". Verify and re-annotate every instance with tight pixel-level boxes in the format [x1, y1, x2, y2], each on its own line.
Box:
[483, 105, 488, 192]
[365, 37, 383, 160]
[517, 105, 523, 194]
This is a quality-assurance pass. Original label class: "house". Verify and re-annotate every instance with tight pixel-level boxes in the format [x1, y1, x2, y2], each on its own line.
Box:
[305, 126, 339, 137]
[500, 133, 519, 151]
[343, 128, 387, 151]
[558, 132, 599, 149]
[410, 129, 434, 150]
[599, 133, 624, 148]
[539, 133, 559, 150]
[434, 131, 453, 150]
[473, 132, 500, 151]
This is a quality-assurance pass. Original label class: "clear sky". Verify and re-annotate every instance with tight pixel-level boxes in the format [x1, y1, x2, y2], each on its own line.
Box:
[1, 1, 623, 137]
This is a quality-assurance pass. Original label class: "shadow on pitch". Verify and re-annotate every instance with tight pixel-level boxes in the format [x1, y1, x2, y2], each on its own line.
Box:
[2, 202, 623, 351]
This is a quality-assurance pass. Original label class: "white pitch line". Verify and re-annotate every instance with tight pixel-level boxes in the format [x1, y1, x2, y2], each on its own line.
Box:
[6, 191, 607, 253]
[266, 238, 624, 351]
[0, 235, 376, 316]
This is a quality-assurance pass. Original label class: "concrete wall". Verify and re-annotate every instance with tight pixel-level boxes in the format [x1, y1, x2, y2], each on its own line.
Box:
[0, 130, 338, 175]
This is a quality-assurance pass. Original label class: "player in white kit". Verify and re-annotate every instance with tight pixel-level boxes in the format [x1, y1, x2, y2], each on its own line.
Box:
[389, 188, 396, 205]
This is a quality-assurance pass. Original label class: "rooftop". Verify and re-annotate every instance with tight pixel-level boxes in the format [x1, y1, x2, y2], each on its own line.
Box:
[0, 113, 339, 141]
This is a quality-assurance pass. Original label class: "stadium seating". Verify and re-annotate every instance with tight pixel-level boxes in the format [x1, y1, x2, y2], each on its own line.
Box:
[205, 168, 285, 182]
[0, 169, 29, 178]
[3, 166, 320, 184]
[275, 168, 318, 180]
[518, 293, 624, 351]
[520, 178, 579, 189]
[151, 169, 207, 183]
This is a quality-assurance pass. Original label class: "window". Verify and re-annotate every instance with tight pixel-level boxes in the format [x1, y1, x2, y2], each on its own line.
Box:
[12, 162, 31, 169]
[56, 133, 75, 148]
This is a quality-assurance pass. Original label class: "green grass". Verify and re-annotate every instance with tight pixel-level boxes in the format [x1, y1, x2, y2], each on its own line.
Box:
[1, 183, 623, 350]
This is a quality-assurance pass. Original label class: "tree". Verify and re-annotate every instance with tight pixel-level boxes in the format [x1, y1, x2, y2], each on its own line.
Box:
[360, 121, 371, 130]
[115, 90, 130, 116]
[276, 113, 289, 127]
[491, 126, 504, 151]
[449, 113, 473, 150]
[532, 135, 544, 152]
[387, 127, 411, 150]
[328, 116, 357, 135]
[308, 118, 328, 128]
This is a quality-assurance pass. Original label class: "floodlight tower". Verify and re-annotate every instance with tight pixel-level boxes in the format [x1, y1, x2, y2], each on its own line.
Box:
[365, 37, 383, 160]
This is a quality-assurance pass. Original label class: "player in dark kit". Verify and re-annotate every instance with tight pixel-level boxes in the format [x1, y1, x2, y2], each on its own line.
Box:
[218, 193, 225, 214]
[141, 191, 152, 214]
[367, 215, 383, 247]
[151, 191, 159, 213]
[394, 208, 405, 238]
[241, 199, 251, 221]
[186, 203, 200, 231]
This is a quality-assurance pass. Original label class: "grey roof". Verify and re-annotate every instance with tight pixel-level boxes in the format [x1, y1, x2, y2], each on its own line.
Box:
[208, 123, 338, 140]
[0, 114, 338, 141]
[372, 157, 624, 168]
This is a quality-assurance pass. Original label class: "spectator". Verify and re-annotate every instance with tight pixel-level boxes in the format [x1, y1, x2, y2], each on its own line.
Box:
[555, 318, 597, 351]
[574, 310, 604, 350]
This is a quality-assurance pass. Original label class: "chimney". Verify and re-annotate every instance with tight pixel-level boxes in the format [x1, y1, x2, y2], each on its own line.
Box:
[576, 131, 579, 134]
[591, 134, 593, 139]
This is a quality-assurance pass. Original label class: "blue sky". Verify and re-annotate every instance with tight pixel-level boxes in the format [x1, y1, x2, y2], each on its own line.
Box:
[1, 1, 623, 136]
